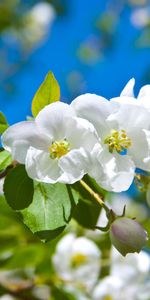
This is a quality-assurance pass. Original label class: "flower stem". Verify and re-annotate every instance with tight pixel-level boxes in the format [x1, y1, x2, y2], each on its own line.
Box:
[79, 179, 110, 214]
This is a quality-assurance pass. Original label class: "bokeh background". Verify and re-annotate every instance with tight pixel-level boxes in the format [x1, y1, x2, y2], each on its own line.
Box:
[1, 0, 150, 123]
[0, 0, 150, 299]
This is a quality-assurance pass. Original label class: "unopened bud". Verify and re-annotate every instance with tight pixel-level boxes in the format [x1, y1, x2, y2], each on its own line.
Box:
[110, 217, 148, 256]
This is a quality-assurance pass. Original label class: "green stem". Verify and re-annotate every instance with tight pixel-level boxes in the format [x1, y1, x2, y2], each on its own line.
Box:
[79, 179, 110, 214]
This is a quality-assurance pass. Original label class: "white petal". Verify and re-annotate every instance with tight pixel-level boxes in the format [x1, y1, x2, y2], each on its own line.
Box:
[1, 121, 50, 163]
[89, 144, 135, 192]
[138, 97, 150, 111]
[128, 129, 150, 171]
[138, 84, 150, 99]
[59, 148, 90, 184]
[65, 117, 99, 151]
[120, 78, 135, 97]
[138, 85, 150, 111]
[25, 147, 62, 183]
[71, 93, 112, 137]
[93, 276, 123, 300]
[110, 96, 137, 106]
[107, 103, 150, 132]
[36, 102, 75, 140]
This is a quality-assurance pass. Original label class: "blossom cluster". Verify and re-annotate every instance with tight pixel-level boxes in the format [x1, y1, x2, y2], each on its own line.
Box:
[53, 232, 150, 300]
[2, 78, 150, 193]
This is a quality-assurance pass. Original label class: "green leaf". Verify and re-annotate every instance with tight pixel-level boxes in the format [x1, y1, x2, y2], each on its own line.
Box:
[31, 71, 60, 117]
[20, 183, 78, 242]
[0, 150, 12, 171]
[72, 175, 106, 229]
[4, 165, 34, 210]
[0, 112, 9, 134]
[51, 287, 77, 300]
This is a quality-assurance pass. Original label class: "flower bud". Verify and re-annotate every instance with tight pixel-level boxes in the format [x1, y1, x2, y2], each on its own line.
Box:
[110, 217, 148, 256]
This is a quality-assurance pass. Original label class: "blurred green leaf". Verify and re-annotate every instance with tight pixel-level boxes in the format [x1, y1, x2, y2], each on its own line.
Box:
[20, 183, 78, 242]
[51, 286, 77, 300]
[31, 71, 60, 117]
[0, 112, 9, 134]
[72, 175, 105, 229]
[0, 150, 12, 171]
[5, 244, 46, 269]
[4, 165, 34, 210]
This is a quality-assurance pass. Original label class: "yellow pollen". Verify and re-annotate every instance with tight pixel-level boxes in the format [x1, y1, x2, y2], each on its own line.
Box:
[104, 296, 113, 300]
[104, 129, 132, 154]
[49, 139, 70, 159]
[71, 253, 87, 268]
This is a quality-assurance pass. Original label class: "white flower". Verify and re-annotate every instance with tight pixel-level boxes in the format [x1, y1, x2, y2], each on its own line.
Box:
[1, 102, 98, 184]
[71, 93, 150, 191]
[131, 7, 150, 28]
[93, 249, 150, 300]
[52, 233, 101, 292]
[111, 248, 150, 283]
[5, 2, 56, 50]
[93, 276, 123, 300]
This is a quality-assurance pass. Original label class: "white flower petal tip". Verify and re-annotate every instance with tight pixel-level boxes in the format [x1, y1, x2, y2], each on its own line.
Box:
[138, 84, 150, 99]
[120, 78, 135, 97]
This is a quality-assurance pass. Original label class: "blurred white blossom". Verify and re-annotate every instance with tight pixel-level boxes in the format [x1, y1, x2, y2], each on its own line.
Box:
[3, 2, 56, 51]
[53, 233, 101, 292]
[131, 7, 150, 28]
[93, 248, 150, 300]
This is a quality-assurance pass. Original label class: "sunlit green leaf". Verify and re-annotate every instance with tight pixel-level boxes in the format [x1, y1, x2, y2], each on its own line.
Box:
[4, 165, 34, 210]
[20, 183, 78, 242]
[0, 150, 12, 171]
[31, 71, 60, 117]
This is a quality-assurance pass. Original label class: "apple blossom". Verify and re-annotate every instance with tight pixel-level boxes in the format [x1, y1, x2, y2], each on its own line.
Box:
[52, 233, 101, 292]
[71, 93, 150, 191]
[93, 249, 150, 300]
[1, 102, 98, 184]
[111, 247, 150, 282]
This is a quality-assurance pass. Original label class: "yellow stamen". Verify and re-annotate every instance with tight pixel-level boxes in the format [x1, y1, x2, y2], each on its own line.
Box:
[104, 296, 113, 300]
[49, 139, 70, 159]
[71, 253, 87, 268]
[104, 129, 132, 154]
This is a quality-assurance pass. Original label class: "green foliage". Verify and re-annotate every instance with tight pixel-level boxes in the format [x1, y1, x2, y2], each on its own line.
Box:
[20, 183, 78, 242]
[4, 165, 34, 210]
[72, 175, 105, 229]
[0, 112, 9, 134]
[31, 71, 60, 117]
[0, 150, 12, 171]
[51, 286, 77, 300]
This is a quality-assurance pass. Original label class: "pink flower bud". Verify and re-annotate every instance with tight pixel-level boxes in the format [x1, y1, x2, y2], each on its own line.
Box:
[110, 217, 148, 256]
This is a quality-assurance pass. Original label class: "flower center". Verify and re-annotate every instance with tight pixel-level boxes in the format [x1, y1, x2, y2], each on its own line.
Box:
[104, 296, 113, 300]
[104, 129, 131, 154]
[71, 253, 87, 268]
[49, 139, 70, 159]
